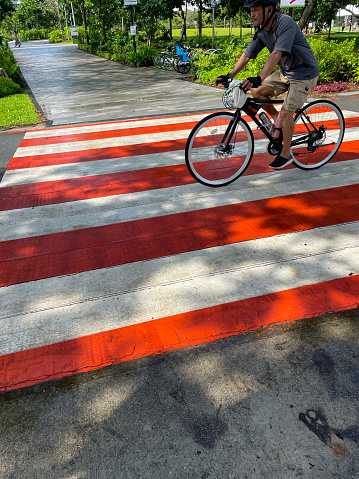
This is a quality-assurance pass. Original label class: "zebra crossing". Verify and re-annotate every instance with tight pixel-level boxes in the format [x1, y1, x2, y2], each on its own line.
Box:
[1, 110, 359, 392]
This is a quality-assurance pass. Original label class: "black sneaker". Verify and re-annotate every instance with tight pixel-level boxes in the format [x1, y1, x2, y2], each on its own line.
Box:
[269, 155, 294, 170]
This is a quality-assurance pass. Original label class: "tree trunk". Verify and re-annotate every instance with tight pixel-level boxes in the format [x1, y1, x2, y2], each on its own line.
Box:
[298, 0, 317, 31]
[80, 0, 89, 44]
[198, 0, 203, 37]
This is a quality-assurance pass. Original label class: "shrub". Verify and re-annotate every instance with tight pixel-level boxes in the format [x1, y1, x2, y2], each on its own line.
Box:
[314, 81, 351, 93]
[19, 29, 49, 41]
[191, 36, 359, 85]
[0, 45, 22, 85]
[127, 44, 155, 67]
[308, 38, 359, 82]
[0, 77, 21, 98]
[48, 30, 63, 43]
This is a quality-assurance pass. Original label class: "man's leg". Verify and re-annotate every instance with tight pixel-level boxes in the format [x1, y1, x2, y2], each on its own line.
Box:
[279, 106, 295, 159]
[250, 84, 279, 120]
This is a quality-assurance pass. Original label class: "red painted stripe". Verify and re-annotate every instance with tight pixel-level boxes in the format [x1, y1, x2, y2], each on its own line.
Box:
[0, 163, 194, 211]
[8, 138, 189, 170]
[1, 139, 359, 211]
[1, 274, 358, 392]
[1, 184, 358, 287]
[0, 151, 274, 211]
[26, 110, 223, 134]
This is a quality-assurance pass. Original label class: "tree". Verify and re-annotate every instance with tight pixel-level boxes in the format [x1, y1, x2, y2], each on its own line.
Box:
[298, 0, 359, 31]
[136, 0, 173, 45]
[0, 0, 15, 23]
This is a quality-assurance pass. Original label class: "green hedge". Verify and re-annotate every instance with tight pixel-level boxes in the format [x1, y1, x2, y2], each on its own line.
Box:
[78, 29, 155, 67]
[19, 29, 50, 41]
[0, 45, 22, 86]
[0, 77, 21, 97]
[48, 30, 62, 43]
[191, 37, 359, 85]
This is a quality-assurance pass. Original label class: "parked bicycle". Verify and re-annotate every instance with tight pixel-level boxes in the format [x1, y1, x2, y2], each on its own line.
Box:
[185, 80, 345, 187]
[153, 43, 199, 74]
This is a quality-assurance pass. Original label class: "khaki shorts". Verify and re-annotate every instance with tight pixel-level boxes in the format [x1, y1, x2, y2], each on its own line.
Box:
[262, 71, 318, 111]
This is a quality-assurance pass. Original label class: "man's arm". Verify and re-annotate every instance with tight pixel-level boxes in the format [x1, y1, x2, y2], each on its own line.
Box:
[230, 52, 251, 80]
[242, 50, 283, 90]
[258, 50, 283, 80]
[215, 52, 250, 86]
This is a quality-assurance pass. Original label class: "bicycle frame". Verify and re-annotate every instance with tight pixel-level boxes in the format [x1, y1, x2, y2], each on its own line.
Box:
[220, 97, 284, 152]
[219, 96, 325, 154]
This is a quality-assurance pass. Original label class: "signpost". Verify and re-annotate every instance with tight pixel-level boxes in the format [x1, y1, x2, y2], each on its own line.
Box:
[280, 0, 305, 5]
[280, 0, 304, 18]
[124, 0, 137, 52]
[211, 0, 216, 47]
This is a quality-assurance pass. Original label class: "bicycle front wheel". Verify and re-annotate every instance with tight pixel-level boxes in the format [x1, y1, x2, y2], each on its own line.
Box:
[153, 53, 163, 69]
[292, 100, 345, 170]
[185, 112, 254, 187]
[163, 54, 174, 70]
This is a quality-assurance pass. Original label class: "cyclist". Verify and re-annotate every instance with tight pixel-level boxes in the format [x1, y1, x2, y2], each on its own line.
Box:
[216, 0, 319, 170]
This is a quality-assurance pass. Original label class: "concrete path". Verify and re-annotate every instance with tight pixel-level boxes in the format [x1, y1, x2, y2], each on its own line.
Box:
[11, 40, 222, 126]
[1, 108, 359, 390]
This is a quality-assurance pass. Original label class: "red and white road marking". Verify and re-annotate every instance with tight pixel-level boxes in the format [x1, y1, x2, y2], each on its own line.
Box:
[1, 111, 359, 391]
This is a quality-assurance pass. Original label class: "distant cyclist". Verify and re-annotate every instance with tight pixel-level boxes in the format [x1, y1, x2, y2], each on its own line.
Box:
[216, 0, 319, 170]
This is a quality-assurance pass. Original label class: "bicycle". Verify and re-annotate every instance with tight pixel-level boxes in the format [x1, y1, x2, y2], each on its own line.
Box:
[185, 81, 345, 187]
[153, 44, 192, 74]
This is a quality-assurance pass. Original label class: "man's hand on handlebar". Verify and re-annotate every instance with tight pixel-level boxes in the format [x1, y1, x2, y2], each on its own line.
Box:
[241, 75, 262, 91]
[215, 73, 231, 88]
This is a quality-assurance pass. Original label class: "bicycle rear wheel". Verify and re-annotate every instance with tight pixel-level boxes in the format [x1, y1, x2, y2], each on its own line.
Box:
[185, 112, 254, 187]
[175, 58, 191, 74]
[292, 100, 345, 170]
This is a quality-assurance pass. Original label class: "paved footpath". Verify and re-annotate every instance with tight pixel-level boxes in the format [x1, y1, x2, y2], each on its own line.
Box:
[1, 40, 359, 478]
[11, 40, 221, 125]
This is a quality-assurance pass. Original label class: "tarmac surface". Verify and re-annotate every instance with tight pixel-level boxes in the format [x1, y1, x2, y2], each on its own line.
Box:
[0, 39, 359, 478]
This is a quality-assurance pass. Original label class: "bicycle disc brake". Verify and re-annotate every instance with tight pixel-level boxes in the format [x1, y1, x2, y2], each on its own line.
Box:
[213, 143, 234, 159]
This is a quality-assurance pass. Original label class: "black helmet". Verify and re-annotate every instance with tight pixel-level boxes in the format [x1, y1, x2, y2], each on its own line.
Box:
[244, 0, 279, 7]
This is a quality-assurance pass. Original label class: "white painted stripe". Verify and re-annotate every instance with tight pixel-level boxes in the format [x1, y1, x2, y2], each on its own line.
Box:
[24, 113, 212, 139]
[1, 159, 359, 241]
[1, 221, 358, 355]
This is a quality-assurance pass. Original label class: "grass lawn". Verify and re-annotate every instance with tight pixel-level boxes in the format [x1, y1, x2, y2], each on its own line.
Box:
[172, 27, 359, 44]
[172, 27, 253, 40]
[312, 31, 359, 48]
[0, 93, 42, 128]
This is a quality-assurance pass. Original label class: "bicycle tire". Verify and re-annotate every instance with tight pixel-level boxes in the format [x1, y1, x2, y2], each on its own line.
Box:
[173, 56, 181, 72]
[163, 54, 174, 70]
[175, 58, 191, 74]
[153, 53, 163, 69]
[185, 112, 254, 187]
[292, 99, 345, 170]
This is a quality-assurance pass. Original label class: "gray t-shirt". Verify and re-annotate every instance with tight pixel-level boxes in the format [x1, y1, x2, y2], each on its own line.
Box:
[244, 13, 319, 80]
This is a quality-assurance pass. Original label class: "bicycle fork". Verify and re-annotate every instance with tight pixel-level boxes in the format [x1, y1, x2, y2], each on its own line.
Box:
[217, 110, 241, 154]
